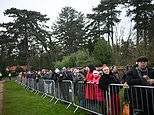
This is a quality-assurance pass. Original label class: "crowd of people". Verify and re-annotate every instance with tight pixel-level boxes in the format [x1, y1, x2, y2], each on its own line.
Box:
[15, 56, 154, 115]
[17, 63, 121, 114]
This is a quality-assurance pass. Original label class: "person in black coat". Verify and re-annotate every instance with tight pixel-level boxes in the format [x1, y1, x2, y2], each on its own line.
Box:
[99, 64, 121, 115]
[126, 57, 154, 86]
[126, 56, 154, 115]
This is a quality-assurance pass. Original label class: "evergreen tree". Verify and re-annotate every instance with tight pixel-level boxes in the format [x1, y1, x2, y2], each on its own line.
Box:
[125, 0, 154, 56]
[92, 39, 112, 66]
[0, 8, 50, 70]
[51, 6, 86, 56]
[87, 0, 121, 47]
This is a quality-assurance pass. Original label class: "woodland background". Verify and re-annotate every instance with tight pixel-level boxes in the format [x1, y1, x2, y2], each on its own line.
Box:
[0, 0, 154, 72]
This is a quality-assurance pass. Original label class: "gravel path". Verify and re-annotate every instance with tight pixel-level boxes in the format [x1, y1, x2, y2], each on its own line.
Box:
[0, 81, 3, 115]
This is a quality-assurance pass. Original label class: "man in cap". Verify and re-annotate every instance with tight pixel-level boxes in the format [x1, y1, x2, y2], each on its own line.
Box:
[126, 56, 154, 115]
[126, 56, 154, 85]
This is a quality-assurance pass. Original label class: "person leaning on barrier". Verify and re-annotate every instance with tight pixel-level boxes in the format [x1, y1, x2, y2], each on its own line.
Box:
[110, 65, 120, 80]
[84, 64, 96, 110]
[122, 64, 132, 84]
[91, 70, 105, 112]
[84, 64, 96, 98]
[73, 69, 86, 108]
[126, 56, 154, 115]
[126, 56, 154, 86]
[98, 64, 121, 115]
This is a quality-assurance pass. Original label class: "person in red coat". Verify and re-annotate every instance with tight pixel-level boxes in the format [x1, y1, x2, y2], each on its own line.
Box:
[92, 70, 105, 102]
[84, 64, 96, 111]
[92, 70, 105, 113]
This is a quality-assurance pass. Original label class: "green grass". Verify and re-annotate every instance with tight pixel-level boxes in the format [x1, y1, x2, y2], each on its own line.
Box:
[2, 80, 89, 115]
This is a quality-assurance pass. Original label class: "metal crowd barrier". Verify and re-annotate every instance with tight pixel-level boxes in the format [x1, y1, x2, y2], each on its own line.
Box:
[29, 78, 35, 92]
[73, 82, 122, 115]
[73, 81, 108, 115]
[33, 79, 38, 92]
[21, 77, 27, 87]
[125, 85, 154, 115]
[27, 78, 33, 89]
[16, 77, 154, 115]
[38, 79, 45, 94]
[16, 76, 21, 83]
[109, 84, 154, 115]
[43, 80, 55, 101]
[54, 80, 74, 109]
[108, 84, 124, 115]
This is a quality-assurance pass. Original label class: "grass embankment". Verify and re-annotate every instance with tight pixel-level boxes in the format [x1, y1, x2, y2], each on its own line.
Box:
[3, 80, 88, 115]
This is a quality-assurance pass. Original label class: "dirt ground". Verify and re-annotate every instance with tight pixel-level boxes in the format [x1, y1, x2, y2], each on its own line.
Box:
[0, 81, 3, 115]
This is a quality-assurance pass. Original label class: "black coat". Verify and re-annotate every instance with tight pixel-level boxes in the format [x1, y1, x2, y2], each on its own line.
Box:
[125, 67, 154, 115]
[126, 67, 154, 86]
[98, 73, 121, 95]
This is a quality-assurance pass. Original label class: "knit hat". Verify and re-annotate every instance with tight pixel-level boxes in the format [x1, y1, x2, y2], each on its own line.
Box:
[102, 64, 109, 71]
[93, 70, 99, 75]
[87, 64, 96, 72]
[55, 68, 60, 73]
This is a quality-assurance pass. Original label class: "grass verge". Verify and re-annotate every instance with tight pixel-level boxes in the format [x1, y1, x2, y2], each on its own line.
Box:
[3, 80, 89, 115]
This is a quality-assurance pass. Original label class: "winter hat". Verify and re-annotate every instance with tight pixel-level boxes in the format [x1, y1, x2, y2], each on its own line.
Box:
[62, 67, 66, 70]
[55, 68, 60, 73]
[87, 64, 96, 72]
[93, 70, 99, 75]
[74, 69, 79, 73]
[102, 64, 109, 71]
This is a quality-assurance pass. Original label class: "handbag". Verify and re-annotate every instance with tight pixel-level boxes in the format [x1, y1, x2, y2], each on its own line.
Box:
[122, 102, 130, 115]
[122, 82, 130, 115]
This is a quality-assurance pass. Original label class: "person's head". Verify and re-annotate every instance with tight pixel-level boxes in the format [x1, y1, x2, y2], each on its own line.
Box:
[136, 56, 148, 69]
[126, 64, 132, 71]
[111, 65, 118, 73]
[102, 64, 110, 74]
[62, 67, 67, 72]
[55, 68, 60, 74]
[74, 69, 80, 76]
[87, 64, 96, 73]
[93, 70, 100, 77]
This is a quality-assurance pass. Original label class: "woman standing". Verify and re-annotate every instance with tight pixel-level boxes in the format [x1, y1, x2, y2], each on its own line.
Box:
[84, 64, 96, 110]
[99, 64, 121, 115]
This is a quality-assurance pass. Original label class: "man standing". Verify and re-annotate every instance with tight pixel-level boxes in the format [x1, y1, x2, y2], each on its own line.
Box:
[126, 56, 154, 115]
[126, 56, 154, 86]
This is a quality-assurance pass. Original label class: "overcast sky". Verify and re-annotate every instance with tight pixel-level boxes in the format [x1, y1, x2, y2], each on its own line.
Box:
[0, 0, 100, 24]
[0, 0, 132, 40]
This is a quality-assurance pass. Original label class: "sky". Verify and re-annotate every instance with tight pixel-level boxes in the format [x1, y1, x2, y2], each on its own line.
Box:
[0, 0, 100, 25]
[0, 0, 132, 41]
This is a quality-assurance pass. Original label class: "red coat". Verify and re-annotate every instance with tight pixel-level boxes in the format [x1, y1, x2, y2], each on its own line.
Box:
[94, 84, 105, 101]
[85, 72, 95, 99]
[84, 72, 94, 82]
[92, 76, 105, 101]
[85, 83, 95, 99]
